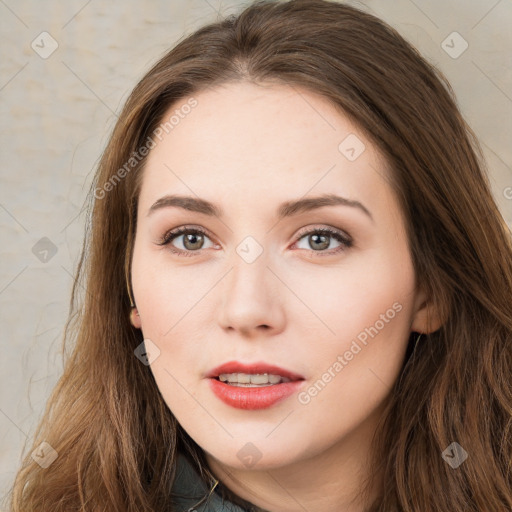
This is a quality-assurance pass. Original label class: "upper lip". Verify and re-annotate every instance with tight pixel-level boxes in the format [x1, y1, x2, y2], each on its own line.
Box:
[205, 361, 305, 381]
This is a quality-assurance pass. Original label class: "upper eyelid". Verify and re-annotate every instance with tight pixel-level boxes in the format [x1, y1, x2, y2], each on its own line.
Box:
[158, 225, 211, 245]
[295, 225, 350, 239]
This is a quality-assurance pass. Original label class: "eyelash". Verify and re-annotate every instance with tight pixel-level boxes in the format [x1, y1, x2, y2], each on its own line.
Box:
[156, 225, 353, 258]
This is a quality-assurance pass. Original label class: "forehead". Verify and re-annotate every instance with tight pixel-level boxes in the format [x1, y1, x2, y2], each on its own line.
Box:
[138, 81, 391, 216]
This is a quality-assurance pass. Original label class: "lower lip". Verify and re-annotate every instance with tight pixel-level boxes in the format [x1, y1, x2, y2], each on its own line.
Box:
[208, 378, 304, 410]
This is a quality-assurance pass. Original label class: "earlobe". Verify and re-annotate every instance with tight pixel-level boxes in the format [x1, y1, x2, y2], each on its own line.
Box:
[130, 307, 142, 329]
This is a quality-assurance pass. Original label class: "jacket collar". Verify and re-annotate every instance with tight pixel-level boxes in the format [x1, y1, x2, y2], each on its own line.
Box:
[170, 452, 266, 512]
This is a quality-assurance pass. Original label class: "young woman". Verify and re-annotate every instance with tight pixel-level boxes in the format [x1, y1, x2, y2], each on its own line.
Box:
[8, 0, 512, 510]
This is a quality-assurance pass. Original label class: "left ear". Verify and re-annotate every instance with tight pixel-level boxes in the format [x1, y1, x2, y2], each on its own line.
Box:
[410, 286, 444, 334]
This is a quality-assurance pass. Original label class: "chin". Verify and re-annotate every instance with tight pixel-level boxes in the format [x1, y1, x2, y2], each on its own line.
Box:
[202, 438, 307, 471]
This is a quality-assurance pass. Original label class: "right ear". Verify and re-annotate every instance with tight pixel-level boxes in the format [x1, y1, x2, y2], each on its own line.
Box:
[130, 308, 142, 329]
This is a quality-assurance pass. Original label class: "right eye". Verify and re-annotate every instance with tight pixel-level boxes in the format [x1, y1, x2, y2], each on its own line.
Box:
[157, 226, 217, 256]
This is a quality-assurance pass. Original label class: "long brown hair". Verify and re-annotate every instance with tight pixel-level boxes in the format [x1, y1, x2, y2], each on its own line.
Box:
[7, 1, 512, 510]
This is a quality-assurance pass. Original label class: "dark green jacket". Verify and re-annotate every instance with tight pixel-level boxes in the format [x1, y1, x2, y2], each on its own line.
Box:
[170, 453, 268, 512]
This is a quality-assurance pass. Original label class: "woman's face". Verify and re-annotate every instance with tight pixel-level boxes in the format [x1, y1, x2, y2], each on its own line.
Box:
[130, 81, 434, 470]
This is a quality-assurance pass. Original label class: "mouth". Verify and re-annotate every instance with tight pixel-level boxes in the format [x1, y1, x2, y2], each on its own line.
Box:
[205, 361, 305, 410]
[205, 360, 305, 384]
[215, 373, 292, 386]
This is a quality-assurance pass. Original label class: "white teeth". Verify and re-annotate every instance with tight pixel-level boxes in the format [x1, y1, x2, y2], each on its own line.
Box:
[237, 373, 251, 384]
[268, 374, 281, 384]
[218, 373, 291, 385]
[250, 374, 269, 384]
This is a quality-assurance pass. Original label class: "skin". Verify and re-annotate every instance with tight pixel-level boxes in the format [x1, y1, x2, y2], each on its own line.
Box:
[130, 81, 441, 511]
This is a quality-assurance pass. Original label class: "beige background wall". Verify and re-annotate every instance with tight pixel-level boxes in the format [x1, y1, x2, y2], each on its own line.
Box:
[1, 0, 511, 505]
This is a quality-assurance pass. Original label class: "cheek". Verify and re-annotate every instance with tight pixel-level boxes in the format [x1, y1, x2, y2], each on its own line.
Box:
[131, 239, 214, 337]
[287, 247, 416, 401]
[286, 263, 415, 452]
[131, 245, 216, 404]
[289, 246, 415, 346]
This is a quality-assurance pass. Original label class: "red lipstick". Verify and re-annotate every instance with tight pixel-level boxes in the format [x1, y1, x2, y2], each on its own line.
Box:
[205, 361, 305, 410]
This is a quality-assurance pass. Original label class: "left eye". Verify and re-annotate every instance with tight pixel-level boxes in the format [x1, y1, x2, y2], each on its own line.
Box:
[293, 228, 352, 255]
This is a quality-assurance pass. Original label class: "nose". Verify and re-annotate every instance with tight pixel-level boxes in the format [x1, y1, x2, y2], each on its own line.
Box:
[217, 248, 286, 338]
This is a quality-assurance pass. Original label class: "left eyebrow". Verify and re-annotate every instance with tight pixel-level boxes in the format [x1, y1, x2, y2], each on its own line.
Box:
[277, 193, 373, 223]
[146, 193, 374, 223]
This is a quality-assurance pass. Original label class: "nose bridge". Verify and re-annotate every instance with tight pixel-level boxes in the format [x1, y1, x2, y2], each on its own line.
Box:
[227, 234, 271, 296]
[217, 233, 285, 333]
